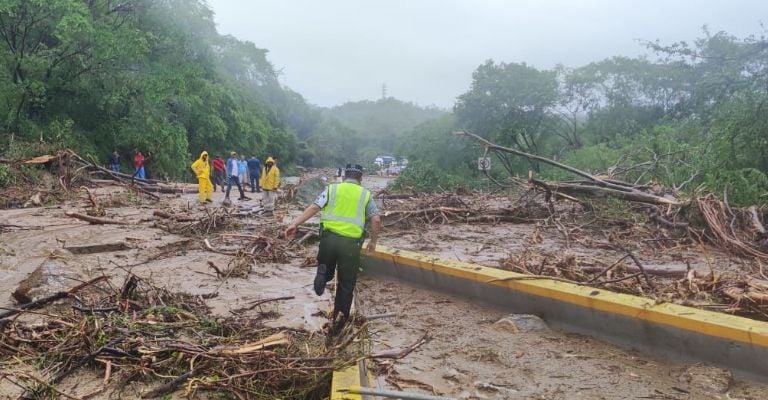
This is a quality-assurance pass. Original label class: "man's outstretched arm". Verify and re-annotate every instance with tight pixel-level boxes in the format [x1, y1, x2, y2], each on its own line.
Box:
[284, 204, 321, 239]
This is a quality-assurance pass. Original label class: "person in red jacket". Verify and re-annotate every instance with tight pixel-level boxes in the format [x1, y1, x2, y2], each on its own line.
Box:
[133, 150, 146, 179]
[211, 155, 226, 192]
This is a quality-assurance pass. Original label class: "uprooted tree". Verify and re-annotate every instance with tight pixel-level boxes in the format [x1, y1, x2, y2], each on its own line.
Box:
[454, 130, 768, 262]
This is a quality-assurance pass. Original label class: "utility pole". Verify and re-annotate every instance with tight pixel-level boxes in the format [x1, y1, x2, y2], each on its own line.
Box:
[381, 83, 388, 100]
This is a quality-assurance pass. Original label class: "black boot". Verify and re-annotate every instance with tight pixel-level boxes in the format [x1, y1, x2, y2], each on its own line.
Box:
[328, 311, 348, 337]
[314, 264, 327, 296]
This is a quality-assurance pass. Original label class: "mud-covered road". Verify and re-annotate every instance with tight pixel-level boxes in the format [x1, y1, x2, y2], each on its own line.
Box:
[358, 276, 768, 399]
[1, 173, 767, 399]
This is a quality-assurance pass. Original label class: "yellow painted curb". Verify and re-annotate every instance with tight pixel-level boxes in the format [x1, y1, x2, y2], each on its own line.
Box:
[364, 245, 768, 348]
[331, 363, 363, 400]
[330, 298, 370, 399]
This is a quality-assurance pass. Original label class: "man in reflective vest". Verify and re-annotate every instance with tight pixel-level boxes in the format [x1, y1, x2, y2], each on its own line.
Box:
[284, 163, 381, 333]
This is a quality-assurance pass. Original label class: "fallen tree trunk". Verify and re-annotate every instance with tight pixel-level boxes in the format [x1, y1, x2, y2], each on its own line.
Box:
[454, 130, 680, 206]
[144, 185, 187, 194]
[455, 130, 634, 192]
[65, 212, 132, 225]
[545, 181, 678, 205]
[80, 160, 161, 185]
[84, 167, 161, 200]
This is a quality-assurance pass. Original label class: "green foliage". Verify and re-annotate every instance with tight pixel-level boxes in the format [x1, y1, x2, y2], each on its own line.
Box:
[323, 97, 446, 158]
[391, 161, 468, 192]
[0, 0, 305, 179]
[306, 118, 363, 167]
[399, 30, 768, 205]
[0, 1, 765, 208]
[702, 168, 768, 206]
[396, 115, 471, 170]
[455, 60, 559, 163]
[557, 143, 623, 176]
[0, 164, 15, 187]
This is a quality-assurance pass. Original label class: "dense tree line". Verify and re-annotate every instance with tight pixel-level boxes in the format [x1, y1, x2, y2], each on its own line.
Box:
[0, 0, 444, 180]
[4, 1, 761, 205]
[398, 30, 768, 205]
[0, 0, 309, 178]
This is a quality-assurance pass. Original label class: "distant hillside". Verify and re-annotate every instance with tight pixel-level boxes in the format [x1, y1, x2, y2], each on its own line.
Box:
[324, 98, 446, 156]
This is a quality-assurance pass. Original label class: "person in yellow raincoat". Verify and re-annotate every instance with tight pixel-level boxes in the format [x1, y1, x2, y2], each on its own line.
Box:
[191, 151, 213, 204]
[259, 157, 280, 212]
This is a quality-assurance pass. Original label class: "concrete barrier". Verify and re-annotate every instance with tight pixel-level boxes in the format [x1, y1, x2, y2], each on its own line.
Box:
[362, 246, 768, 381]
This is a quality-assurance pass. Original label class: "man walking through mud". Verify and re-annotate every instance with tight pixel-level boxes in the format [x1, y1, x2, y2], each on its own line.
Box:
[225, 151, 250, 202]
[284, 164, 381, 334]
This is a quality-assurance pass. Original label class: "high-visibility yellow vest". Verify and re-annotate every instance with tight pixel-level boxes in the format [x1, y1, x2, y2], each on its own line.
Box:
[321, 182, 371, 239]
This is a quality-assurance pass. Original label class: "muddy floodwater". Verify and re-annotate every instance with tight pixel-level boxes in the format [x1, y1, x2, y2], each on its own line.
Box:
[0, 175, 767, 399]
[358, 276, 768, 399]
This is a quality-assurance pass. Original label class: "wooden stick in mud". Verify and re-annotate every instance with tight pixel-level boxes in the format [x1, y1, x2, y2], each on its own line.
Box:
[366, 331, 431, 360]
[203, 238, 237, 256]
[153, 210, 196, 222]
[65, 211, 132, 225]
[615, 246, 656, 289]
[51, 335, 126, 384]
[234, 296, 295, 312]
[16, 373, 83, 400]
[296, 230, 316, 245]
[141, 367, 204, 399]
[0, 276, 107, 320]
[586, 254, 632, 283]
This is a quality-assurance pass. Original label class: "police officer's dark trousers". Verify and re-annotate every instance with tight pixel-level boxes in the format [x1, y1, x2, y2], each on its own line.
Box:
[317, 230, 361, 319]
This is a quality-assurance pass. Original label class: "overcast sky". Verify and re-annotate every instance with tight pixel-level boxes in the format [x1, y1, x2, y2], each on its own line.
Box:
[207, 0, 767, 109]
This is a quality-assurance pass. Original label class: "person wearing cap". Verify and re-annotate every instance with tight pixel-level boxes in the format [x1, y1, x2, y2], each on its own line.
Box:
[259, 157, 280, 212]
[190, 150, 213, 204]
[225, 151, 250, 201]
[284, 163, 381, 334]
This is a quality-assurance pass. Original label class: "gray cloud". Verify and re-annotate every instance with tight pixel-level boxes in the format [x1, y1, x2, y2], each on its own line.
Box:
[207, 0, 767, 108]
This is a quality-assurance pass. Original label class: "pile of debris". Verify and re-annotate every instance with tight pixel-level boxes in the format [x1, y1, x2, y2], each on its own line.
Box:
[498, 249, 768, 320]
[1, 148, 190, 208]
[0, 274, 360, 399]
[380, 191, 557, 228]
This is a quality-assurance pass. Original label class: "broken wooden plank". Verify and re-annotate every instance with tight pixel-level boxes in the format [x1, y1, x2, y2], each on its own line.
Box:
[65, 242, 131, 254]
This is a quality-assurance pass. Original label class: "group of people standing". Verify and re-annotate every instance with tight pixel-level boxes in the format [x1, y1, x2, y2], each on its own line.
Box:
[191, 151, 280, 209]
[107, 149, 148, 180]
[111, 147, 377, 336]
